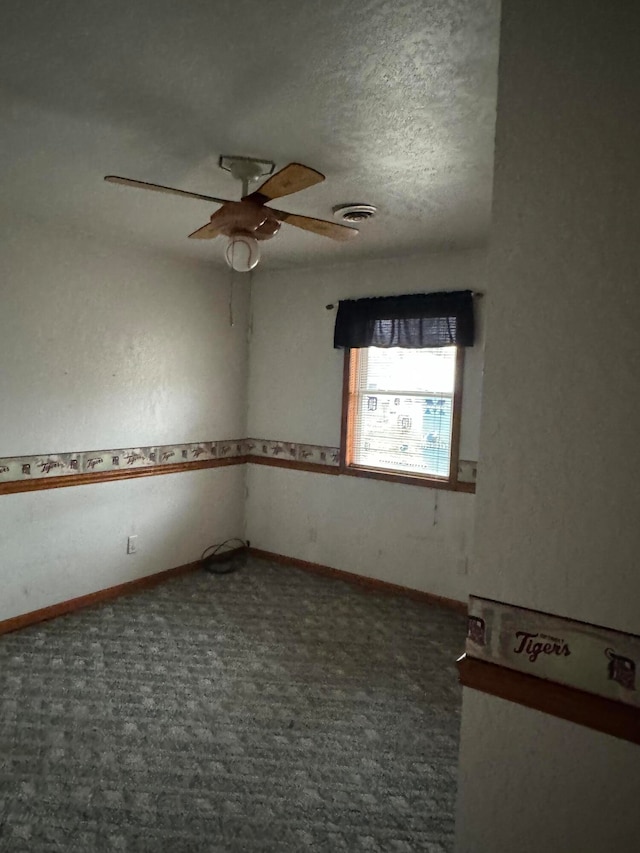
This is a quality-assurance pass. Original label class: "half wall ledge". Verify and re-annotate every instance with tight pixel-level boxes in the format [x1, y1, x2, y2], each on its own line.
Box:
[457, 654, 640, 746]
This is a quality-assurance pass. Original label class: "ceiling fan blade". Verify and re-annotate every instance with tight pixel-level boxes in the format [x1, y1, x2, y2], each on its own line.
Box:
[271, 209, 359, 241]
[104, 176, 229, 206]
[188, 222, 223, 239]
[245, 163, 325, 203]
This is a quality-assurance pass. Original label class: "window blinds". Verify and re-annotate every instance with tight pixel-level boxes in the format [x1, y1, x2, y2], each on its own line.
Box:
[349, 346, 457, 479]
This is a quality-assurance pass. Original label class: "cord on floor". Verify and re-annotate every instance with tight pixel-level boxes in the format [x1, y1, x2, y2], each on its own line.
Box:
[201, 538, 248, 575]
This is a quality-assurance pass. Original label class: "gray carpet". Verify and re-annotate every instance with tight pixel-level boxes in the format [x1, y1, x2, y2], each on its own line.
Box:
[0, 556, 465, 852]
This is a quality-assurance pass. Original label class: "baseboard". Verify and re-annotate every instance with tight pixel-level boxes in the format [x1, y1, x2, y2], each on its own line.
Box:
[249, 547, 468, 614]
[0, 559, 204, 637]
[0, 546, 466, 637]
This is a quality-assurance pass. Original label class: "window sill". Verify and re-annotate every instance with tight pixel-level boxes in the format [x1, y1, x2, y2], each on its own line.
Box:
[340, 464, 475, 493]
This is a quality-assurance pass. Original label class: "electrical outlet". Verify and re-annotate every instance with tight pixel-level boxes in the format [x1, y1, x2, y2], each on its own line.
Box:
[127, 535, 138, 555]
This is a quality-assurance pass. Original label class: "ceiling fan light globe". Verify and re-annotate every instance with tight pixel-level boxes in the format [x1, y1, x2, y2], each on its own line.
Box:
[225, 234, 260, 272]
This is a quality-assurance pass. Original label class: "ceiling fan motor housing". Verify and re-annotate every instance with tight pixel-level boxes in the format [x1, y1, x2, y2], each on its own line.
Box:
[212, 201, 281, 241]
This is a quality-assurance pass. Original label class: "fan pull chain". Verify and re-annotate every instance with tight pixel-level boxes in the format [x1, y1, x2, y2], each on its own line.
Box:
[246, 267, 254, 340]
[228, 261, 235, 327]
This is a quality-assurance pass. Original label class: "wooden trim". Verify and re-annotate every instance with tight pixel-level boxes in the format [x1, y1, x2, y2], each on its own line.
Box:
[247, 456, 340, 476]
[0, 457, 246, 496]
[339, 347, 354, 469]
[0, 451, 474, 495]
[457, 654, 640, 746]
[249, 547, 468, 614]
[0, 559, 209, 636]
[340, 465, 475, 493]
[1, 546, 463, 637]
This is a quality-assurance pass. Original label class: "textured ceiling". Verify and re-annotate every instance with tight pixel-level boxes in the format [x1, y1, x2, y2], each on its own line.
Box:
[0, 0, 500, 269]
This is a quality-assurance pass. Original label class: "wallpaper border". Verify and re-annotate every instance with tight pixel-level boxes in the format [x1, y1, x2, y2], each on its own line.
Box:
[465, 597, 639, 709]
[459, 597, 640, 745]
[0, 439, 477, 495]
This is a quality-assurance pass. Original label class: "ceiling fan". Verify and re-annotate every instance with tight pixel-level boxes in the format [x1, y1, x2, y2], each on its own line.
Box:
[104, 156, 359, 271]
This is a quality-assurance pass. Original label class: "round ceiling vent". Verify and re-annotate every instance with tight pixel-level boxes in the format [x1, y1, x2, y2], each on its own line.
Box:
[332, 203, 377, 224]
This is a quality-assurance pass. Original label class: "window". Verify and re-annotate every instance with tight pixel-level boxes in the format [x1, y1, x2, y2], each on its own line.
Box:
[334, 290, 474, 489]
[341, 345, 464, 488]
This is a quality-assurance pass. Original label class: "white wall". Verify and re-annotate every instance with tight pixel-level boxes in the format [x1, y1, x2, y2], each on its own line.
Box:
[456, 3, 640, 851]
[246, 465, 474, 600]
[457, 692, 640, 853]
[246, 251, 487, 600]
[0, 466, 244, 621]
[247, 251, 487, 458]
[0, 227, 248, 452]
[0, 225, 249, 620]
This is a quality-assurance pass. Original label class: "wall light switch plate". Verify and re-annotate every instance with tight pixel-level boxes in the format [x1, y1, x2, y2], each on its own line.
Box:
[127, 535, 138, 555]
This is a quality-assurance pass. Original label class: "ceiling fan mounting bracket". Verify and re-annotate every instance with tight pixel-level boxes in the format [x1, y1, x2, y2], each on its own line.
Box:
[219, 156, 275, 195]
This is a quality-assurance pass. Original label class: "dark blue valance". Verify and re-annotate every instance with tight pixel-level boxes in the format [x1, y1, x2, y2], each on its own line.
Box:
[333, 290, 475, 349]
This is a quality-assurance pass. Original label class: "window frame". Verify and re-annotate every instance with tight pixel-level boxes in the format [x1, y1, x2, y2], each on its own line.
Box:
[339, 345, 468, 491]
